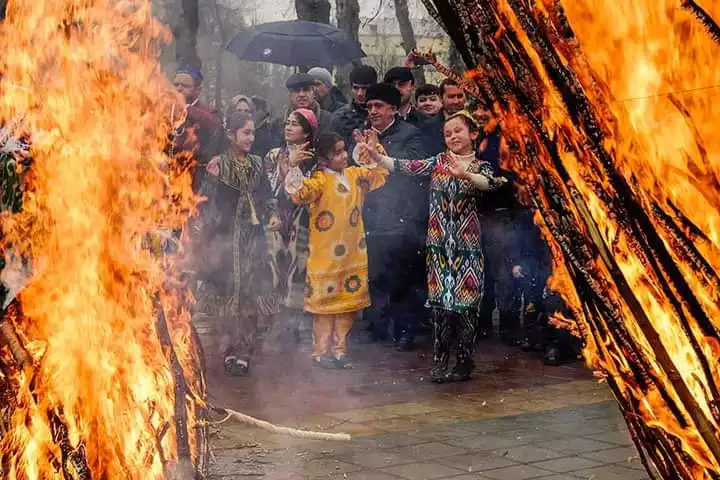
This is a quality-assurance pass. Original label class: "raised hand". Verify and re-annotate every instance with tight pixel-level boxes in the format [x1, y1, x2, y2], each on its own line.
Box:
[288, 142, 313, 167]
[446, 156, 469, 179]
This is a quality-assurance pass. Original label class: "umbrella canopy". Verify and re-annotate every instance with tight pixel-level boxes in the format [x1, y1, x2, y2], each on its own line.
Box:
[227, 20, 366, 67]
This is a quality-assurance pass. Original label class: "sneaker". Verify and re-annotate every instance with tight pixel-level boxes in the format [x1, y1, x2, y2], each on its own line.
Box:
[312, 356, 336, 369]
[332, 354, 353, 369]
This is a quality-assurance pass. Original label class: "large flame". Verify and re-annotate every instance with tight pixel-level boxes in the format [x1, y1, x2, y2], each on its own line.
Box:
[481, 0, 720, 475]
[0, 0, 200, 478]
[422, 0, 720, 476]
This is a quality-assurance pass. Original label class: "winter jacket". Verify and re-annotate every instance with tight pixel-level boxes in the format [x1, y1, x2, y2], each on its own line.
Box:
[331, 101, 369, 146]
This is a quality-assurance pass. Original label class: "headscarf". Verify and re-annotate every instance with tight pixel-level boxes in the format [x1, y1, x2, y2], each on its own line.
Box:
[291, 108, 319, 134]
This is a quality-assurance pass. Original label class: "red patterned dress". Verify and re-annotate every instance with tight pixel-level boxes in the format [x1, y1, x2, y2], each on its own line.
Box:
[394, 152, 492, 314]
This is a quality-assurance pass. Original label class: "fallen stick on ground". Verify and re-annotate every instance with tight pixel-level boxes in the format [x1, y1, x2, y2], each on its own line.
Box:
[210, 406, 352, 442]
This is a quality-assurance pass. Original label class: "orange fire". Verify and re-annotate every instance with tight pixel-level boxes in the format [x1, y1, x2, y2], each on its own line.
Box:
[0, 0, 201, 478]
[479, 0, 720, 475]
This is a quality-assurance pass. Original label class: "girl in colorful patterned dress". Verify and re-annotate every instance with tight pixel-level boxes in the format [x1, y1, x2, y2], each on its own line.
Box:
[285, 132, 388, 368]
[357, 111, 507, 382]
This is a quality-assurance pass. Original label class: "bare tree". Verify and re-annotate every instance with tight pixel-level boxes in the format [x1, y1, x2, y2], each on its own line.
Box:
[295, 0, 331, 24]
[393, 0, 426, 84]
[174, 0, 201, 68]
[335, 0, 361, 94]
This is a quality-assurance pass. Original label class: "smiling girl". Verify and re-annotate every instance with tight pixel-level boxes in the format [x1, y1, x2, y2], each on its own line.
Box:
[358, 111, 507, 383]
[285, 132, 388, 369]
[203, 112, 280, 376]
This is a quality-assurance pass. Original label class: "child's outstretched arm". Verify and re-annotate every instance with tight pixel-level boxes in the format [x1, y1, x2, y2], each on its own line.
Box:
[285, 166, 326, 204]
[355, 166, 389, 192]
[354, 131, 438, 177]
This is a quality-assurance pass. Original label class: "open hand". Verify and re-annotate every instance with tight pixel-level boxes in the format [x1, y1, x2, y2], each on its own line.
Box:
[446, 157, 469, 179]
[289, 142, 313, 167]
[207, 156, 221, 176]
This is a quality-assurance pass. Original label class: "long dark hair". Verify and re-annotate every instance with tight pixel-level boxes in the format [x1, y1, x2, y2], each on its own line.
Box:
[287, 111, 316, 145]
[315, 131, 344, 166]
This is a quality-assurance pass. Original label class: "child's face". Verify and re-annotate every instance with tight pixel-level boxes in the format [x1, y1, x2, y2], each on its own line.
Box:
[325, 141, 348, 171]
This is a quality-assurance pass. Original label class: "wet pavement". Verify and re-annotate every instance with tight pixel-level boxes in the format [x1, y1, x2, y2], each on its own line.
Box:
[203, 335, 648, 479]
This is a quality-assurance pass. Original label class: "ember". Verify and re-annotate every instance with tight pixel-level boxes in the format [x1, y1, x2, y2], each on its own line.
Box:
[419, 0, 720, 478]
[0, 0, 207, 479]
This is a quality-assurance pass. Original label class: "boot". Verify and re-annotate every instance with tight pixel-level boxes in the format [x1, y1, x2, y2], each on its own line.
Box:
[544, 347, 562, 366]
[312, 356, 336, 369]
[450, 360, 474, 382]
[429, 366, 451, 384]
[224, 356, 250, 376]
[332, 354, 353, 369]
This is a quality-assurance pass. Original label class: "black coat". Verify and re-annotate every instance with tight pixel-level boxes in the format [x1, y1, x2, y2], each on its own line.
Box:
[420, 111, 446, 156]
[251, 114, 283, 158]
[320, 86, 347, 113]
[331, 101, 369, 146]
[364, 118, 429, 238]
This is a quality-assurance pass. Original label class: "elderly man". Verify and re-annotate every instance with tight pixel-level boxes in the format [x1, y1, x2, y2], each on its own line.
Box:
[332, 65, 378, 147]
[360, 83, 428, 350]
[308, 67, 347, 113]
[383, 66, 427, 127]
[171, 64, 223, 193]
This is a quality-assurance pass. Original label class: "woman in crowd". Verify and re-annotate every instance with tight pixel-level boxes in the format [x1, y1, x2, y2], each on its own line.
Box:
[226, 94, 254, 118]
[357, 111, 507, 383]
[263, 109, 318, 347]
[202, 112, 280, 376]
[285, 132, 388, 368]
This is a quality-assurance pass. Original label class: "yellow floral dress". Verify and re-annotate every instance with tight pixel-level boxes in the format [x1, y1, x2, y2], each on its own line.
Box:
[286, 166, 388, 315]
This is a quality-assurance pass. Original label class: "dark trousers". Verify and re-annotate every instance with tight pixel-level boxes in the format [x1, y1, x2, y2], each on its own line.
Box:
[365, 232, 427, 341]
[477, 210, 520, 339]
[432, 308, 477, 370]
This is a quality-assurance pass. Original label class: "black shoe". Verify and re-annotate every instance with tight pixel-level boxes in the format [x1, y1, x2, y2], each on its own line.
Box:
[313, 356, 336, 369]
[429, 366, 451, 384]
[451, 361, 474, 382]
[544, 347, 562, 366]
[332, 354, 353, 369]
[396, 335, 415, 351]
[224, 356, 249, 376]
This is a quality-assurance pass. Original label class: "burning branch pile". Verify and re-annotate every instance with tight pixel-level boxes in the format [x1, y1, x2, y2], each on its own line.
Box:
[0, 0, 207, 478]
[419, 0, 720, 478]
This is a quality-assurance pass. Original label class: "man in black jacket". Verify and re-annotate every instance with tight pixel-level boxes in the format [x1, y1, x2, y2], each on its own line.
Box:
[275, 73, 333, 137]
[422, 78, 468, 155]
[360, 83, 429, 350]
[331, 65, 377, 146]
[383, 67, 428, 128]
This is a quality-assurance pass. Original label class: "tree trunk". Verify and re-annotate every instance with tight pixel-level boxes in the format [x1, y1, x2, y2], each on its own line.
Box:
[295, 0, 331, 24]
[212, 0, 226, 110]
[335, 0, 361, 95]
[174, 0, 201, 68]
[393, 0, 426, 85]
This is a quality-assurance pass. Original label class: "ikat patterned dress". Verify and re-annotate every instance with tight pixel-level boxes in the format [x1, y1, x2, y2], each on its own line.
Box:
[393, 153, 492, 314]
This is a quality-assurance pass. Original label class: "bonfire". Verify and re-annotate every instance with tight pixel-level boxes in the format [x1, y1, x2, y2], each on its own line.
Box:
[418, 0, 720, 478]
[0, 0, 208, 478]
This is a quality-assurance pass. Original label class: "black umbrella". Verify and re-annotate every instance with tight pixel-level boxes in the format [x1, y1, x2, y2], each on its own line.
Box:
[227, 20, 366, 67]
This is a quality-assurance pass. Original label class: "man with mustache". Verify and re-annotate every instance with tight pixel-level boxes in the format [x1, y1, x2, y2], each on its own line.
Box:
[360, 83, 428, 350]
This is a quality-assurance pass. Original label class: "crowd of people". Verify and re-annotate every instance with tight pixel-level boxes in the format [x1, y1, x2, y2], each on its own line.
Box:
[170, 61, 580, 383]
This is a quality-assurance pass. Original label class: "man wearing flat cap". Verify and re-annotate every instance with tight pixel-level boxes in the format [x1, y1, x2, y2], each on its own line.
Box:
[171, 64, 223, 193]
[360, 83, 429, 350]
[383, 67, 428, 128]
[275, 73, 333, 142]
[332, 65, 378, 148]
[308, 67, 347, 113]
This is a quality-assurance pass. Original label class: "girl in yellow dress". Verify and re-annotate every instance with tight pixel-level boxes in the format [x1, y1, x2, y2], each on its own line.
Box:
[285, 132, 388, 368]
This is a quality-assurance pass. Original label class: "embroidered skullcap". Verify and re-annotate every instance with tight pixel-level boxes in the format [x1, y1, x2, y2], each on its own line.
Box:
[176, 64, 203, 84]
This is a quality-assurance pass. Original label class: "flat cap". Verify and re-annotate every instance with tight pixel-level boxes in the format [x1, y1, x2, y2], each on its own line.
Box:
[286, 73, 316, 90]
[383, 67, 414, 84]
